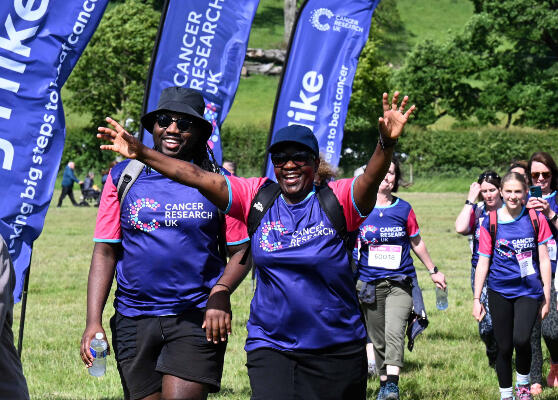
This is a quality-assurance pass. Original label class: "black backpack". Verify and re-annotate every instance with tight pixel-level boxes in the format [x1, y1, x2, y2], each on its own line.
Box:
[239, 181, 356, 272]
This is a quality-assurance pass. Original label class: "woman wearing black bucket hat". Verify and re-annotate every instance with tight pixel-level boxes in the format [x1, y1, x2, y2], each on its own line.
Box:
[98, 91, 415, 400]
[81, 87, 249, 400]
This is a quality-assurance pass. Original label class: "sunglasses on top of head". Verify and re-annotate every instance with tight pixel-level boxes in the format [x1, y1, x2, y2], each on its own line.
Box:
[271, 151, 316, 168]
[156, 114, 193, 132]
[478, 172, 500, 183]
[531, 171, 551, 180]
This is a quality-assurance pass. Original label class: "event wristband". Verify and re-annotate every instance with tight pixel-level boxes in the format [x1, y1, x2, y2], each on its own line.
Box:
[378, 131, 397, 149]
[214, 283, 231, 293]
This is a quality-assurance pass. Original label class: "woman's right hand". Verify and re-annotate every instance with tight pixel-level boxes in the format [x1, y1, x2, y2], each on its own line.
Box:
[98, 117, 143, 159]
[540, 298, 550, 320]
[80, 324, 110, 368]
[202, 287, 232, 344]
[467, 182, 481, 203]
[472, 299, 485, 322]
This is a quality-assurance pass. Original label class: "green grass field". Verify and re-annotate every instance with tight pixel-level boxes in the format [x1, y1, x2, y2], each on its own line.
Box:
[14, 191, 558, 399]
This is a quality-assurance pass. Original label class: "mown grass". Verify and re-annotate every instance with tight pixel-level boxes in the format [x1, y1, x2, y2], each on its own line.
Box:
[14, 191, 558, 399]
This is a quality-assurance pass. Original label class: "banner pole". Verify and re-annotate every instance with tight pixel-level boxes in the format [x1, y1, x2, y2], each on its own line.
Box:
[261, 0, 309, 177]
[139, 0, 171, 143]
[17, 250, 32, 358]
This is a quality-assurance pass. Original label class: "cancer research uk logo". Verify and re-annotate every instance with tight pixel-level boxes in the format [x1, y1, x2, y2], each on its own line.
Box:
[309, 8, 364, 33]
[128, 198, 161, 232]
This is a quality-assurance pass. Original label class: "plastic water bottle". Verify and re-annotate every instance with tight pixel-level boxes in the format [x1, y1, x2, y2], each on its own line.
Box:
[436, 287, 448, 311]
[89, 332, 108, 377]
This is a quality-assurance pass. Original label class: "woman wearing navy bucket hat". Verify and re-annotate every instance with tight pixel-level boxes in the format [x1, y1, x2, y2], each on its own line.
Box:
[81, 87, 249, 400]
[97, 91, 415, 400]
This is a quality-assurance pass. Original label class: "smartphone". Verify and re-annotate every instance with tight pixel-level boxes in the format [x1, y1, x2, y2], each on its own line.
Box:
[530, 185, 542, 198]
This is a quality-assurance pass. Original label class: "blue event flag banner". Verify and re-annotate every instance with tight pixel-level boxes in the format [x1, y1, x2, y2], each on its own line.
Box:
[265, 0, 380, 179]
[141, 0, 260, 164]
[0, 0, 109, 301]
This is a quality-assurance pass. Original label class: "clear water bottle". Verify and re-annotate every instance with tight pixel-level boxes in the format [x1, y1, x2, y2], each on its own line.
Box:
[89, 332, 108, 377]
[436, 287, 448, 310]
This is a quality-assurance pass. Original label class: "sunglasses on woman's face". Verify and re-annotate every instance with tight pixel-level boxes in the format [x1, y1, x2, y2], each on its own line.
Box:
[271, 151, 315, 168]
[531, 171, 551, 180]
[156, 114, 193, 132]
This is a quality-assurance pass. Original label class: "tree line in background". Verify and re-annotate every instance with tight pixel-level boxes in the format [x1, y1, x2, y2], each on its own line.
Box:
[61, 0, 558, 177]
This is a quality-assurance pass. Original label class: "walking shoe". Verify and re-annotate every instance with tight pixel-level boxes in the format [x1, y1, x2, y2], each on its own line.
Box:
[384, 382, 400, 400]
[515, 383, 532, 400]
[547, 363, 558, 387]
[530, 383, 542, 396]
[376, 385, 385, 400]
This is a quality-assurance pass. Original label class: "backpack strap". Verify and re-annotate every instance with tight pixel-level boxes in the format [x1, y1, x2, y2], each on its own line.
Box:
[489, 210, 498, 251]
[240, 181, 282, 264]
[316, 184, 357, 273]
[528, 208, 540, 240]
[116, 160, 145, 209]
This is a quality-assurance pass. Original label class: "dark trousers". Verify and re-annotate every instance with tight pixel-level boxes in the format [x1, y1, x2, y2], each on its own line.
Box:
[57, 185, 78, 206]
[247, 346, 367, 400]
[488, 289, 540, 388]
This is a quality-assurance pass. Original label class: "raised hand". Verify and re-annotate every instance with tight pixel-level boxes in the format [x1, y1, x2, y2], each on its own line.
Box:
[379, 92, 416, 140]
[467, 182, 481, 203]
[97, 117, 143, 159]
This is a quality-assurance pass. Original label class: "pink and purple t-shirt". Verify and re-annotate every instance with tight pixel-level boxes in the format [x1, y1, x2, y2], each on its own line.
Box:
[224, 175, 367, 352]
[94, 160, 248, 317]
[478, 207, 552, 299]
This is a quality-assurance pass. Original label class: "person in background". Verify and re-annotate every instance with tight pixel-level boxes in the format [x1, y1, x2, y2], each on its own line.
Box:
[97, 91, 415, 400]
[356, 157, 446, 400]
[57, 161, 83, 207]
[455, 171, 502, 368]
[0, 234, 30, 400]
[473, 172, 552, 400]
[509, 160, 529, 185]
[525, 152, 558, 395]
[222, 159, 237, 176]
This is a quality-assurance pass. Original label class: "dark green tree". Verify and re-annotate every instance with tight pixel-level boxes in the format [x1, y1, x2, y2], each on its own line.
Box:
[66, 0, 160, 130]
[392, 0, 558, 129]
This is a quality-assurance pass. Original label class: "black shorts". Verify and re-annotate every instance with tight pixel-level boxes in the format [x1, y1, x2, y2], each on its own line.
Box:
[246, 341, 367, 400]
[110, 310, 226, 400]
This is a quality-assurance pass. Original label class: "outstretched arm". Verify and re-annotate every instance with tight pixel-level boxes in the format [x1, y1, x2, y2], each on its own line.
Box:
[353, 92, 416, 215]
[98, 118, 229, 210]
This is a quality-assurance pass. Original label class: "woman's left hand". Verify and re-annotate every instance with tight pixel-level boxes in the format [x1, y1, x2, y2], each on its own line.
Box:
[431, 271, 447, 290]
[526, 197, 550, 217]
[378, 92, 416, 140]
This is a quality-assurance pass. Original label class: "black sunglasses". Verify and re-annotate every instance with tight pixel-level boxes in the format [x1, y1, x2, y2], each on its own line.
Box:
[478, 172, 501, 183]
[271, 151, 315, 168]
[156, 114, 193, 132]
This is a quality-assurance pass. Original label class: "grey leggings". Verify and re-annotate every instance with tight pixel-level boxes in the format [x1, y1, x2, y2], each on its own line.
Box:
[530, 279, 558, 384]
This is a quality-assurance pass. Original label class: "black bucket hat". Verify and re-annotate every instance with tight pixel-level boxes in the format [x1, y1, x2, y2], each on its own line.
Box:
[140, 87, 213, 140]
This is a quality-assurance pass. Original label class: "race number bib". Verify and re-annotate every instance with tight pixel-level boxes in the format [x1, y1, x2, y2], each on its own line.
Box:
[516, 251, 536, 278]
[368, 245, 402, 269]
[547, 239, 557, 261]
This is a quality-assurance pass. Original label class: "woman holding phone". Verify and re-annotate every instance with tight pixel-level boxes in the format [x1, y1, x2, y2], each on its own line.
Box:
[455, 171, 502, 368]
[473, 172, 552, 400]
[526, 152, 558, 394]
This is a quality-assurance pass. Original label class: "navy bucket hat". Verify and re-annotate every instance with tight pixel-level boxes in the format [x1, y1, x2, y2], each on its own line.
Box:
[140, 87, 213, 141]
[268, 125, 319, 157]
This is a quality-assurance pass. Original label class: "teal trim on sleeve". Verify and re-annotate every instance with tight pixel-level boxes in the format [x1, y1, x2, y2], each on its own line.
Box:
[93, 238, 122, 243]
[227, 238, 250, 246]
[540, 235, 553, 246]
[409, 229, 420, 238]
[351, 177, 366, 217]
[478, 252, 491, 258]
[223, 175, 233, 214]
